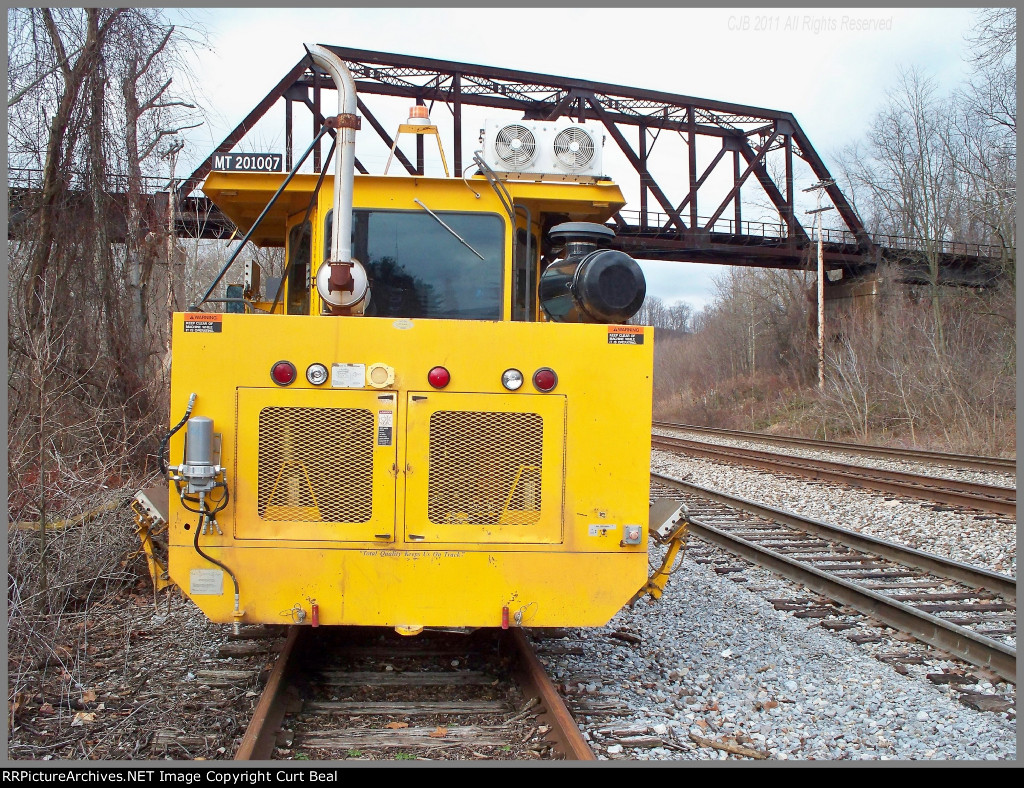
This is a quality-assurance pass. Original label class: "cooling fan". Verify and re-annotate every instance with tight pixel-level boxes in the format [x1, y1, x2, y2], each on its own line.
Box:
[480, 119, 603, 179]
[494, 124, 538, 169]
[553, 127, 596, 169]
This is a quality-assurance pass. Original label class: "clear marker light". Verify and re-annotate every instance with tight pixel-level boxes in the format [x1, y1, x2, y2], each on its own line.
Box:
[501, 369, 524, 391]
[306, 363, 329, 385]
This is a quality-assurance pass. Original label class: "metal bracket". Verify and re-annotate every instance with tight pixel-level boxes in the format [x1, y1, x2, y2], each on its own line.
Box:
[131, 487, 175, 594]
[628, 499, 690, 606]
[324, 113, 361, 130]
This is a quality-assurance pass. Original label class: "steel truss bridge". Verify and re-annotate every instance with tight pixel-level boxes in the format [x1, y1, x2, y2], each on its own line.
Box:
[10, 46, 1012, 288]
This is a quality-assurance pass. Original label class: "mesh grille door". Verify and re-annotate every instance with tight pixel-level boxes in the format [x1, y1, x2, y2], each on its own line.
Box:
[235, 388, 397, 541]
[427, 411, 543, 526]
[405, 392, 565, 544]
[257, 406, 373, 523]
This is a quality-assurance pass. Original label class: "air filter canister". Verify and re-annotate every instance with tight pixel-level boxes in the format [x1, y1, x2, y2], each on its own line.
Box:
[538, 222, 646, 324]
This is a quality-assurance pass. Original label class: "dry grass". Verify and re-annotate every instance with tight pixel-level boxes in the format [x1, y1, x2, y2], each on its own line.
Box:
[651, 284, 1015, 456]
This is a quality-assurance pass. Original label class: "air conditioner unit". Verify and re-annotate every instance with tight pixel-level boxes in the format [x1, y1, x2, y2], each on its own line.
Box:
[480, 119, 604, 181]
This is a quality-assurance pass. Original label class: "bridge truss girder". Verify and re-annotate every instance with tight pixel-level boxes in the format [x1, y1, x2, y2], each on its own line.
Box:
[178, 45, 1003, 286]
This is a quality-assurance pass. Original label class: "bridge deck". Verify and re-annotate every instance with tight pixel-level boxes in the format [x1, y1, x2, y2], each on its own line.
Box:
[8, 188, 1006, 286]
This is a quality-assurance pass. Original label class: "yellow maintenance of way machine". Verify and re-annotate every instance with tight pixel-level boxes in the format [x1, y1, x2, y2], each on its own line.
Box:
[133, 45, 688, 634]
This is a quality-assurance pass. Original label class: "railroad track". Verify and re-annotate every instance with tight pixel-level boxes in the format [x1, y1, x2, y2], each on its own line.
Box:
[235, 626, 594, 761]
[651, 433, 1016, 518]
[653, 421, 1016, 474]
[652, 472, 1017, 684]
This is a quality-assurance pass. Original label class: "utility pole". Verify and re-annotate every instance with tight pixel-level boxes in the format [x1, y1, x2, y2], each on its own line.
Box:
[803, 179, 835, 392]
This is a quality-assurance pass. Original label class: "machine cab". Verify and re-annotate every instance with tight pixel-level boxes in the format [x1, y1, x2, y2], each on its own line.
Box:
[201, 171, 637, 324]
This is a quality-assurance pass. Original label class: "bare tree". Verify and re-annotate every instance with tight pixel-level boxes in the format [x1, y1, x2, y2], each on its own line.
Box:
[117, 16, 201, 350]
[965, 8, 1016, 91]
[8, 7, 202, 432]
[820, 284, 1014, 452]
[664, 301, 693, 333]
[7, 9, 204, 610]
[838, 69, 965, 350]
[952, 8, 1016, 281]
[11, 9, 125, 331]
[632, 295, 667, 328]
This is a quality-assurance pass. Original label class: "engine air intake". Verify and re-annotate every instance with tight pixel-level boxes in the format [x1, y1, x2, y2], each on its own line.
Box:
[539, 222, 646, 324]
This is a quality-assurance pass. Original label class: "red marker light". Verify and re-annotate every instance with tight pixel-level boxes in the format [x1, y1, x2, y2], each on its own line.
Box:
[533, 367, 557, 392]
[271, 361, 296, 386]
[428, 366, 450, 388]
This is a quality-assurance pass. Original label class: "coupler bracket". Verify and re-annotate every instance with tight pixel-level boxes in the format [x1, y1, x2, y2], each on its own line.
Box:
[629, 499, 690, 606]
[131, 486, 174, 594]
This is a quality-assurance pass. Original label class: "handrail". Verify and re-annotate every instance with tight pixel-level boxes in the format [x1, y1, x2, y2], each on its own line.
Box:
[9, 166, 170, 192]
[614, 207, 1011, 259]
[9, 166, 1011, 260]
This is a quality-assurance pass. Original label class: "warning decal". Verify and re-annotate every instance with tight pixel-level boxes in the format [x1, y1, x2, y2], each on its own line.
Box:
[607, 325, 644, 345]
[377, 410, 393, 446]
[183, 313, 223, 333]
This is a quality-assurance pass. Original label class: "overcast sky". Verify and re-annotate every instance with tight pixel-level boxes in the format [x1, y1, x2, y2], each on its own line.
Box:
[167, 7, 982, 312]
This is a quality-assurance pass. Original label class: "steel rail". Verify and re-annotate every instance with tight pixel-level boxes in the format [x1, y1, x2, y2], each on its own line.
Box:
[235, 626, 303, 760]
[652, 435, 1016, 517]
[653, 421, 1016, 474]
[651, 473, 1017, 683]
[505, 629, 596, 761]
[651, 473, 1016, 601]
[236, 626, 591, 761]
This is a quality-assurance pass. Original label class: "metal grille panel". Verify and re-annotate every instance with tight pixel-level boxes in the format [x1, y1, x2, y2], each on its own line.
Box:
[257, 407, 374, 522]
[428, 411, 543, 526]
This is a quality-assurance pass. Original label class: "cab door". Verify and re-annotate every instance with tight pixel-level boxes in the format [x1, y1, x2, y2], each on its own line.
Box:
[234, 387, 398, 541]
[403, 391, 565, 544]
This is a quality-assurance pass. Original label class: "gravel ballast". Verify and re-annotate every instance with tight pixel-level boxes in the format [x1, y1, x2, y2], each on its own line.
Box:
[531, 447, 1017, 761]
[538, 555, 1016, 760]
[650, 447, 1016, 576]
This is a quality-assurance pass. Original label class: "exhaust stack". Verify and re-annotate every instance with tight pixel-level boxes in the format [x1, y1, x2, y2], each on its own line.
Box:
[304, 44, 370, 314]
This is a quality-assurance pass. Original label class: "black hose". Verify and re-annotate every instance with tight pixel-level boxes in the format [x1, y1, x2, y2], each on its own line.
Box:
[194, 125, 332, 308]
[159, 393, 196, 475]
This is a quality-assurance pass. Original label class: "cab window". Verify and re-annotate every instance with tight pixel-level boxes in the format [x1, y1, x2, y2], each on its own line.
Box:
[514, 227, 539, 321]
[325, 209, 504, 320]
[286, 220, 311, 315]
